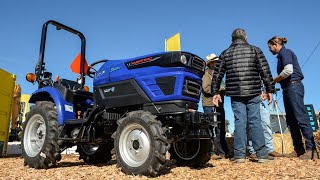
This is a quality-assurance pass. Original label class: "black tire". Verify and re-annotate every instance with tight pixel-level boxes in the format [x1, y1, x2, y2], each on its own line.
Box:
[113, 111, 169, 177]
[22, 101, 60, 169]
[169, 139, 211, 167]
[77, 141, 113, 164]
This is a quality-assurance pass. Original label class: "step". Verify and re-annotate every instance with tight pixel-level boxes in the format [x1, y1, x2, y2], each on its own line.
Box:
[7, 142, 22, 156]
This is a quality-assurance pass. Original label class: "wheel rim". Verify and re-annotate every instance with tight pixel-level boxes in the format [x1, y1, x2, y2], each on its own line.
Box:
[119, 123, 150, 167]
[81, 145, 99, 155]
[173, 140, 200, 160]
[23, 114, 46, 157]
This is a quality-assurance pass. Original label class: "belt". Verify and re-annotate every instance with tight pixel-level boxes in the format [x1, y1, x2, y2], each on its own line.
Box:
[282, 80, 301, 89]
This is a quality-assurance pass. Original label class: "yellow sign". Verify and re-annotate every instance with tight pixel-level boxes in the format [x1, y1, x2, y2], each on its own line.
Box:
[165, 33, 181, 51]
[0, 68, 16, 157]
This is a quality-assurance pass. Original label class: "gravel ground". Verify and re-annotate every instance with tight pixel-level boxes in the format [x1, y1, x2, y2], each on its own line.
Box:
[1, 154, 319, 180]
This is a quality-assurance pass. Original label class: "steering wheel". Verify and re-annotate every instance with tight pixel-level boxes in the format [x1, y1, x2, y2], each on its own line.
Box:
[87, 59, 109, 78]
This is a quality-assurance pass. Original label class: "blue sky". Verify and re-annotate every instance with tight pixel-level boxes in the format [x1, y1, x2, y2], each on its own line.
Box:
[1, 1, 319, 132]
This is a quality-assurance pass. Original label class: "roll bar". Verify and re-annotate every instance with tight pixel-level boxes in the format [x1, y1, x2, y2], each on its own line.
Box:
[36, 20, 86, 88]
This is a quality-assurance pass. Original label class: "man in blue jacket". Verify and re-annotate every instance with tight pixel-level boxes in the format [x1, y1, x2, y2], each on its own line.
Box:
[268, 36, 318, 160]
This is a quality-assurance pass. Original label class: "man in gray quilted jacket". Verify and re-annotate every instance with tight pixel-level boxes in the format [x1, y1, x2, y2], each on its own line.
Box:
[212, 28, 275, 163]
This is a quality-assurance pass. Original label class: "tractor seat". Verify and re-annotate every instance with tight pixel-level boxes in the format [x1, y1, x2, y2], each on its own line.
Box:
[59, 78, 83, 91]
[55, 79, 93, 97]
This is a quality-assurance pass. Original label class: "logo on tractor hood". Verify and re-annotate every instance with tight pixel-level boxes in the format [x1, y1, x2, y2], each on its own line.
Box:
[110, 66, 121, 73]
[126, 56, 160, 67]
[96, 70, 105, 77]
[104, 87, 115, 93]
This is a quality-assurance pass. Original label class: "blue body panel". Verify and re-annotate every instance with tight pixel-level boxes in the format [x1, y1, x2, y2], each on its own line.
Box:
[31, 87, 75, 125]
[93, 52, 203, 103]
[134, 68, 201, 102]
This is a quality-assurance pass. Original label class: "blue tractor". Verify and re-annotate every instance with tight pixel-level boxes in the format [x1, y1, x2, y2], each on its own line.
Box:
[22, 20, 217, 176]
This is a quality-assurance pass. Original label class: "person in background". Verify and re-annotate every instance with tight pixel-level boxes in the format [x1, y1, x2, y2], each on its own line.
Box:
[202, 53, 228, 159]
[267, 36, 318, 160]
[248, 92, 283, 161]
[212, 29, 275, 163]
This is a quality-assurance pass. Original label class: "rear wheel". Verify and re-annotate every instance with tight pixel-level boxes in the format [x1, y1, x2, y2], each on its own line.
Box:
[22, 101, 60, 169]
[77, 142, 113, 164]
[113, 111, 169, 176]
[169, 139, 211, 167]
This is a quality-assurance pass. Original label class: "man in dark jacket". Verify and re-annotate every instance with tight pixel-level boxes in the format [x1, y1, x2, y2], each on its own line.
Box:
[212, 29, 275, 163]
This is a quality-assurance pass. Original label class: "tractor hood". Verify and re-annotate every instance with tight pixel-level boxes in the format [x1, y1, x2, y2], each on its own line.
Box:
[93, 51, 205, 86]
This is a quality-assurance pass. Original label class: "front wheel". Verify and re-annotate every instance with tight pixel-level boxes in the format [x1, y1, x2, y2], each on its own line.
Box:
[113, 111, 169, 176]
[169, 139, 211, 167]
[21, 101, 60, 169]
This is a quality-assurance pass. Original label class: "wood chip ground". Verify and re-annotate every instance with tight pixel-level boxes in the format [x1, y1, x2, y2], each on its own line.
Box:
[1, 130, 319, 179]
[1, 154, 319, 179]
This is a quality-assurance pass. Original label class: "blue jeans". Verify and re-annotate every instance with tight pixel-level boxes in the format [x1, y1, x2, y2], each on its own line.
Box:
[203, 105, 228, 155]
[231, 96, 267, 159]
[248, 102, 274, 154]
[283, 82, 315, 153]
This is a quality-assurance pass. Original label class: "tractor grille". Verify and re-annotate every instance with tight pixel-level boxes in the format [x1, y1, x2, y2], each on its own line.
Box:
[191, 56, 205, 72]
[182, 79, 201, 98]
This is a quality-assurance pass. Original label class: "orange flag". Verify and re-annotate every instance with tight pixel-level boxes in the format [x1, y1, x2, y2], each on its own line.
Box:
[70, 53, 89, 75]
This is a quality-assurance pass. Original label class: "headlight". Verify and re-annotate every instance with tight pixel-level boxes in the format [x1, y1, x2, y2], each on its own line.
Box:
[180, 55, 188, 65]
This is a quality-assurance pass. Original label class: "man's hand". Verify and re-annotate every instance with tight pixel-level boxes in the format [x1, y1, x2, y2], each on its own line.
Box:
[212, 94, 222, 107]
[266, 93, 272, 104]
[260, 93, 267, 101]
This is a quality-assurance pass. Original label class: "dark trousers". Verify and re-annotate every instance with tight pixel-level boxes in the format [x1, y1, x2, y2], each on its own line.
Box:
[203, 101, 228, 155]
[283, 82, 315, 153]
